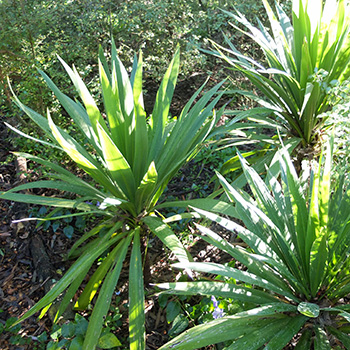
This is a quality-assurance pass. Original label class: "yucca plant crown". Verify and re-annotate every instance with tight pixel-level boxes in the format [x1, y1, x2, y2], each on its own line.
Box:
[158, 139, 350, 349]
[210, 0, 350, 151]
[1, 41, 225, 349]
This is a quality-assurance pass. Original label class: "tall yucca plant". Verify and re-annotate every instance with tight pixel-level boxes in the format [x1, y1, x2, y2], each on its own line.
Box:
[158, 140, 350, 349]
[210, 0, 350, 157]
[1, 42, 225, 349]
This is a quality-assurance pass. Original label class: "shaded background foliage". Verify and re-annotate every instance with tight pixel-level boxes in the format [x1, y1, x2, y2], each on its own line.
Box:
[0, 0, 291, 114]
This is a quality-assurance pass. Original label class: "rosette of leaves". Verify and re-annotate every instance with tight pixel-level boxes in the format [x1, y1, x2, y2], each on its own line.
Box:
[158, 139, 350, 349]
[1, 42, 226, 350]
[209, 0, 350, 172]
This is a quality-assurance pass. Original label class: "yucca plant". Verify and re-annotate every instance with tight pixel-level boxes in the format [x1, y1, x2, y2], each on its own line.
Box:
[0, 42, 226, 349]
[210, 0, 350, 165]
[158, 139, 350, 349]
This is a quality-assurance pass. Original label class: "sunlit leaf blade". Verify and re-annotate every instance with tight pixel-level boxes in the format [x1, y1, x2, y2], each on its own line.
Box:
[47, 110, 118, 197]
[129, 228, 145, 350]
[148, 46, 180, 162]
[172, 261, 296, 300]
[236, 303, 298, 316]
[143, 216, 189, 263]
[97, 122, 136, 202]
[131, 51, 149, 185]
[39, 70, 102, 154]
[224, 317, 294, 350]
[82, 235, 132, 350]
[5, 180, 104, 199]
[159, 305, 295, 350]
[339, 310, 350, 323]
[135, 161, 158, 213]
[11, 152, 104, 194]
[163, 212, 201, 223]
[0, 192, 96, 211]
[157, 281, 280, 304]
[309, 234, 328, 297]
[4, 122, 61, 150]
[111, 39, 134, 127]
[155, 198, 238, 218]
[98, 56, 122, 145]
[8, 79, 56, 142]
[57, 55, 109, 139]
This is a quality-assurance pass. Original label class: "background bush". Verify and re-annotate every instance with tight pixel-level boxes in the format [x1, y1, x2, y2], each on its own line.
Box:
[1, 0, 217, 112]
[1, 0, 292, 114]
